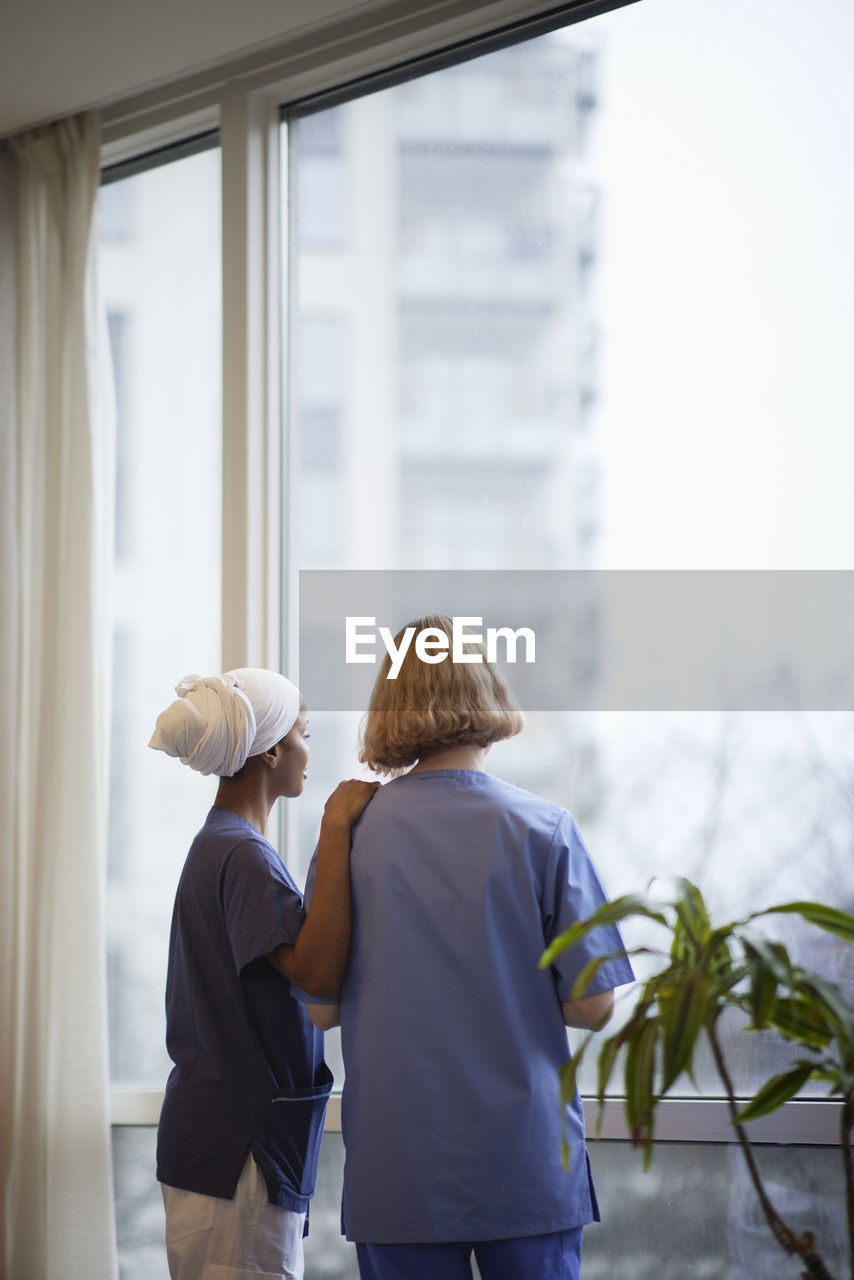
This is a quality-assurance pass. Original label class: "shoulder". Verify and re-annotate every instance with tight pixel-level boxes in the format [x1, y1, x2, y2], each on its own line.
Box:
[188, 806, 269, 857]
[483, 774, 570, 832]
[188, 808, 291, 886]
[357, 772, 576, 851]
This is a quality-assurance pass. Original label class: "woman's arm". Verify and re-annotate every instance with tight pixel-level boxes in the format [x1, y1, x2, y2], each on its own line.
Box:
[561, 987, 614, 1030]
[305, 1003, 341, 1030]
[265, 780, 377, 997]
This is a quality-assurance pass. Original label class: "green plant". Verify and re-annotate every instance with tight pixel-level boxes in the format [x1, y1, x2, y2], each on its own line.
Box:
[541, 879, 854, 1280]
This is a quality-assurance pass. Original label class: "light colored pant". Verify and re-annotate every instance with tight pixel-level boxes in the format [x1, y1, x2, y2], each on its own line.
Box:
[161, 1154, 306, 1279]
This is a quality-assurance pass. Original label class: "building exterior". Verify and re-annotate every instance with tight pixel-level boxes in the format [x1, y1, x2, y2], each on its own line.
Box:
[293, 34, 602, 574]
[290, 35, 605, 848]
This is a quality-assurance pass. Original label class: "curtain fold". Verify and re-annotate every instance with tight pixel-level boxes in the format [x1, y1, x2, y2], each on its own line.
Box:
[0, 138, 22, 1279]
[2, 112, 117, 1280]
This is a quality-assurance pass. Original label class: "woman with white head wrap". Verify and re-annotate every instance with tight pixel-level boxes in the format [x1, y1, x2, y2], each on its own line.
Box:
[150, 667, 377, 1280]
[149, 668, 303, 778]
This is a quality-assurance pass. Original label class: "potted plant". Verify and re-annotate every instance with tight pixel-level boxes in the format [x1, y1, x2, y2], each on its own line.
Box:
[541, 879, 854, 1280]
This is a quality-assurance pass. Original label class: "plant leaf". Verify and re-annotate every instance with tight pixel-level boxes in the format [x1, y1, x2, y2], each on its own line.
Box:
[671, 877, 711, 938]
[745, 957, 778, 1029]
[735, 1063, 815, 1123]
[739, 931, 794, 987]
[558, 1039, 590, 1170]
[767, 997, 833, 1050]
[540, 895, 667, 969]
[559, 1041, 586, 1110]
[569, 951, 635, 1000]
[796, 972, 854, 1034]
[760, 901, 854, 941]
[661, 970, 710, 1093]
[700, 924, 738, 972]
[595, 1032, 623, 1110]
[665, 881, 708, 966]
[625, 1016, 659, 1159]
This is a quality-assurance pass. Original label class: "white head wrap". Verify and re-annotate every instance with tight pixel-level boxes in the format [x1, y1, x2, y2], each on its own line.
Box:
[149, 668, 302, 777]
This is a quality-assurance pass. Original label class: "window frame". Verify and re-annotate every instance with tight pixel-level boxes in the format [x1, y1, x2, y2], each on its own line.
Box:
[110, 1088, 841, 1146]
[99, 0, 844, 1152]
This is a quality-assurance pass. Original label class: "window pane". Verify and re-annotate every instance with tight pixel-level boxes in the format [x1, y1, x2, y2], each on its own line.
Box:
[114, 1126, 847, 1279]
[112, 1129, 168, 1280]
[285, 0, 854, 1111]
[98, 145, 222, 1088]
[586, 1140, 846, 1279]
[300, 1133, 848, 1279]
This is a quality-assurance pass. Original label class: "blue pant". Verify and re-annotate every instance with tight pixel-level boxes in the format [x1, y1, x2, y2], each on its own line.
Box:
[356, 1228, 583, 1280]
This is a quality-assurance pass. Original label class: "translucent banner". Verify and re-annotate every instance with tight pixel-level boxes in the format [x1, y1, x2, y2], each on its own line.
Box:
[297, 570, 854, 712]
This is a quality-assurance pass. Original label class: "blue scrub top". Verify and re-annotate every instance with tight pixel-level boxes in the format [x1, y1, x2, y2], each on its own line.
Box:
[303, 769, 635, 1245]
[157, 806, 332, 1212]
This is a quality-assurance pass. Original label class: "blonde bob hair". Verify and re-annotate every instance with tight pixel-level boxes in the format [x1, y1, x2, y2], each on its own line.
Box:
[359, 614, 524, 775]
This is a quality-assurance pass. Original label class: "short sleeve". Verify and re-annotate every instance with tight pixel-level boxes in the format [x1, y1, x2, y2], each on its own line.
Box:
[220, 838, 305, 977]
[542, 813, 635, 1002]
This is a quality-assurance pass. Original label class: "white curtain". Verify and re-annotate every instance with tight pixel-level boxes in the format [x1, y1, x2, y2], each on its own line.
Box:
[1, 113, 117, 1279]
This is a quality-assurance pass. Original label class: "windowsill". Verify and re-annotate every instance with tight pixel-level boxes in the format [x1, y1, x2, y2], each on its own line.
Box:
[109, 1089, 841, 1144]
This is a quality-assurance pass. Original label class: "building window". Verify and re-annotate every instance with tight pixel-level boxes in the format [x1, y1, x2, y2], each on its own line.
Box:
[103, 0, 854, 1273]
[283, 0, 854, 1115]
[98, 142, 222, 1273]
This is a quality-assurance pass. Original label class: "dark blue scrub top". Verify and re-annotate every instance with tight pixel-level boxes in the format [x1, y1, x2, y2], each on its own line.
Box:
[157, 805, 332, 1212]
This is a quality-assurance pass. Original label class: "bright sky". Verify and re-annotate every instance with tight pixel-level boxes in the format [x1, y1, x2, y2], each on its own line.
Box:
[582, 0, 854, 569]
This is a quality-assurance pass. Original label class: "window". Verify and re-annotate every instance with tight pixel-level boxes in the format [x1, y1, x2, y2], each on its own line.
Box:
[98, 141, 222, 1273]
[285, 0, 854, 938]
[293, 105, 349, 246]
[284, 3, 853, 1269]
[102, 0, 854, 1274]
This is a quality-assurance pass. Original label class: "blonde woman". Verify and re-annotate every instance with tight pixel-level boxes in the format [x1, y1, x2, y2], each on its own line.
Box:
[302, 618, 634, 1280]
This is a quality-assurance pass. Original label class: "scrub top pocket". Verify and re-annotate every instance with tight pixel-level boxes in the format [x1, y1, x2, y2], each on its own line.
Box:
[252, 1062, 334, 1205]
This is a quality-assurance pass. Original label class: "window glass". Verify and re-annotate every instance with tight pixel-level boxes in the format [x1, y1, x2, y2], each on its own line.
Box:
[112, 1129, 169, 1280]
[112, 1127, 849, 1279]
[285, 0, 854, 1103]
[98, 145, 222, 1088]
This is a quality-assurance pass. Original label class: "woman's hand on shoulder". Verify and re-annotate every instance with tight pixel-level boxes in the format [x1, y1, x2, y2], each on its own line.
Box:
[322, 778, 380, 828]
